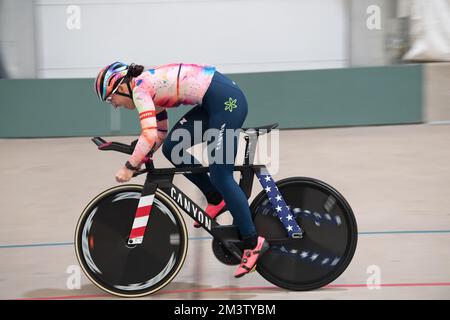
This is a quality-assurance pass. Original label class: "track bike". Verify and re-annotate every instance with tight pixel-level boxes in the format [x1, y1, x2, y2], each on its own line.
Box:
[75, 123, 358, 297]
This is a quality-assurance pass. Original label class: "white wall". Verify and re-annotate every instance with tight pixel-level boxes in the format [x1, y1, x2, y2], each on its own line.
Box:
[350, 0, 399, 66]
[34, 0, 349, 78]
[0, 0, 36, 78]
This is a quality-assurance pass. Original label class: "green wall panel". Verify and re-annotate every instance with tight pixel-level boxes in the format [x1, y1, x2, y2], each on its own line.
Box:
[0, 65, 422, 138]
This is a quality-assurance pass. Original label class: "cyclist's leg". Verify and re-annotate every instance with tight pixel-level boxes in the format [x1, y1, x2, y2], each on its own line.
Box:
[162, 105, 223, 204]
[202, 72, 257, 246]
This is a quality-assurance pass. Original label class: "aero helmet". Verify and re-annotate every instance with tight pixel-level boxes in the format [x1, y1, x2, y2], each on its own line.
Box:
[95, 61, 129, 101]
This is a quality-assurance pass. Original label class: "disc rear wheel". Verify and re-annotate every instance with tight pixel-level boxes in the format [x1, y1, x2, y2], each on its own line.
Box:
[250, 177, 358, 291]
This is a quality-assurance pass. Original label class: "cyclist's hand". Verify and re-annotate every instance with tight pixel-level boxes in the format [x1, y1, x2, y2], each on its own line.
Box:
[115, 166, 135, 183]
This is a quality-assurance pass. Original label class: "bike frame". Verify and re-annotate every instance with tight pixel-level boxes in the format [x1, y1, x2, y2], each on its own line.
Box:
[127, 134, 304, 255]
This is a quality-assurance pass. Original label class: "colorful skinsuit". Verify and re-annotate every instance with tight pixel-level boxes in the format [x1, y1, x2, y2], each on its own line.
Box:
[129, 63, 257, 239]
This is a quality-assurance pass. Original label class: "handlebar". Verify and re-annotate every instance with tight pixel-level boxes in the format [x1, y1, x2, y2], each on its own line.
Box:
[92, 137, 154, 177]
[92, 137, 136, 155]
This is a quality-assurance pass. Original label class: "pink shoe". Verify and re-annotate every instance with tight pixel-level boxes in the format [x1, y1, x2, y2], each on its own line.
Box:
[234, 236, 270, 278]
[194, 200, 226, 228]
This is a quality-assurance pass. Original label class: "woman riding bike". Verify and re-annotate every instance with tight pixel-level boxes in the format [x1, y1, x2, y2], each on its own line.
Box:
[94, 62, 269, 277]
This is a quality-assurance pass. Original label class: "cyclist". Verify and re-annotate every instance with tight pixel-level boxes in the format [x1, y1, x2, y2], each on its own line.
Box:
[95, 62, 269, 277]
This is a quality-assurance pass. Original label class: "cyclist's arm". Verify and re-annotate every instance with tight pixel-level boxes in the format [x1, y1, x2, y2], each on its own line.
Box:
[128, 85, 158, 168]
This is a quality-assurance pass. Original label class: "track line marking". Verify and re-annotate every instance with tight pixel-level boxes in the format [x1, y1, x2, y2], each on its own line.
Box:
[13, 282, 450, 300]
[2, 230, 450, 249]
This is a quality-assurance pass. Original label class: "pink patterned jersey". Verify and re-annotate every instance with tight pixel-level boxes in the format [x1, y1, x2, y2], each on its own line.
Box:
[128, 63, 216, 167]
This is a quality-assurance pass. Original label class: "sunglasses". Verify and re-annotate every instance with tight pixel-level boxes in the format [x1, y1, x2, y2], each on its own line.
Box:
[105, 78, 126, 104]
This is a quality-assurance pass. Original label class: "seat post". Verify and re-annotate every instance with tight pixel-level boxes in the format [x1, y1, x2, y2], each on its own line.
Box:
[239, 132, 259, 200]
[243, 131, 259, 165]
